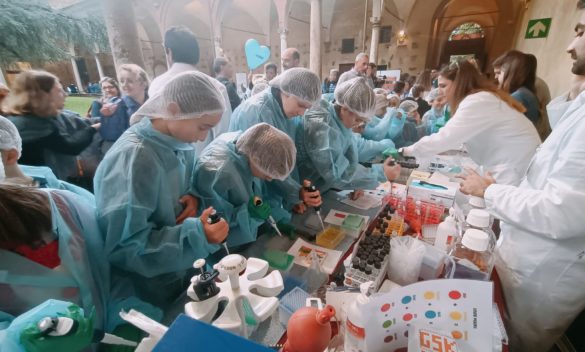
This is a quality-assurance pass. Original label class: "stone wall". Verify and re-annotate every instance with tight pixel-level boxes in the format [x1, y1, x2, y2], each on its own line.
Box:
[513, 0, 579, 98]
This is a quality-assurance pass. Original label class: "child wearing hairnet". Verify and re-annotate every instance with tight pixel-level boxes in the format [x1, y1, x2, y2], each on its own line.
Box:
[296, 77, 401, 197]
[421, 88, 447, 136]
[362, 96, 418, 147]
[193, 123, 297, 250]
[94, 72, 229, 307]
[350, 90, 395, 162]
[228, 68, 323, 214]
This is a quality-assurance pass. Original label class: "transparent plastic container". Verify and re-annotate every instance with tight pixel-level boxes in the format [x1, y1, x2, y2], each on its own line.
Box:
[462, 209, 497, 250]
[316, 226, 346, 249]
[448, 228, 494, 281]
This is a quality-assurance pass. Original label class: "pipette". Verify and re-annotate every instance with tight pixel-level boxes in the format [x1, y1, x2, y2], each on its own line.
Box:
[303, 180, 325, 231]
[254, 196, 283, 237]
[208, 210, 229, 255]
[35, 316, 138, 347]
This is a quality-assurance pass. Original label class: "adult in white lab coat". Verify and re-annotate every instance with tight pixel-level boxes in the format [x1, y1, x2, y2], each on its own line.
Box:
[458, 3, 585, 349]
[402, 60, 541, 186]
[149, 25, 232, 155]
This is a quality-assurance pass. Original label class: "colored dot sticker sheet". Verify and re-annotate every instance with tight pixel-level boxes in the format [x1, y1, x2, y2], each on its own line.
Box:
[364, 279, 494, 352]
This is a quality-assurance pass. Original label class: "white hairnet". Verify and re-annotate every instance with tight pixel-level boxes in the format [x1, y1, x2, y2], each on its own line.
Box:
[0, 115, 22, 158]
[399, 100, 418, 114]
[130, 71, 225, 125]
[426, 88, 442, 103]
[386, 93, 400, 101]
[334, 77, 376, 121]
[236, 123, 296, 181]
[374, 90, 388, 112]
[251, 81, 269, 96]
[270, 67, 321, 105]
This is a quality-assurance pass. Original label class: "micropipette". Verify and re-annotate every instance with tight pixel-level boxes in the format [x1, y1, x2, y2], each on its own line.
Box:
[208, 210, 229, 255]
[303, 180, 325, 231]
[254, 196, 284, 237]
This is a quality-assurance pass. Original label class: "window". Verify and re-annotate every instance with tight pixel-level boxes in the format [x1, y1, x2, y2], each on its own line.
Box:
[448, 22, 485, 41]
[380, 26, 392, 43]
[341, 38, 355, 54]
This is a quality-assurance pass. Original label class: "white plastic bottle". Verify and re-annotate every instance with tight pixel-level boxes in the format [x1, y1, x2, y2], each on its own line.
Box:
[434, 208, 458, 253]
[464, 209, 496, 249]
[344, 282, 372, 352]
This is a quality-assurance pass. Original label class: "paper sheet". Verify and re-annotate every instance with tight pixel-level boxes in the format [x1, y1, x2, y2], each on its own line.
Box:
[286, 238, 342, 274]
[337, 189, 385, 209]
[364, 279, 493, 352]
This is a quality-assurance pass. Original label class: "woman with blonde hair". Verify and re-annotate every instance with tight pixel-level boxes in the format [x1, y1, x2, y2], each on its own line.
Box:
[118, 63, 149, 118]
[89, 76, 129, 155]
[3, 70, 99, 179]
[401, 60, 540, 186]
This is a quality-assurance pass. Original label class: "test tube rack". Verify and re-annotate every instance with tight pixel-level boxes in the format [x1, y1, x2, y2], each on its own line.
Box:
[343, 231, 390, 290]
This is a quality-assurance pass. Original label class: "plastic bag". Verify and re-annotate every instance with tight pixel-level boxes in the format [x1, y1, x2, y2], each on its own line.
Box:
[388, 237, 426, 285]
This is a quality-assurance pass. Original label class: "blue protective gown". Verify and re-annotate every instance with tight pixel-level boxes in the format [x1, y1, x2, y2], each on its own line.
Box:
[19, 165, 95, 202]
[94, 118, 219, 307]
[192, 132, 291, 248]
[352, 133, 395, 162]
[229, 88, 300, 141]
[363, 108, 406, 141]
[0, 189, 160, 351]
[229, 87, 302, 208]
[296, 101, 387, 192]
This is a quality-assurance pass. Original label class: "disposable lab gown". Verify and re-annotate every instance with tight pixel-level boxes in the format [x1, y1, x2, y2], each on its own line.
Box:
[229, 87, 300, 141]
[483, 90, 585, 352]
[403, 92, 541, 186]
[296, 101, 386, 192]
[19, 165, 94, 202]
[229, 88, 302, 208]
[352, 133, 394, 162]
[0, 190, 160, 351]
[94, 118, 218, 307]
[363, 108, 405, 141]
[193, 132, 291, 248]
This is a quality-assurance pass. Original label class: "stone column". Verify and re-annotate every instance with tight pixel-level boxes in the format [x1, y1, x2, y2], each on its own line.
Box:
[309, 0, 322, 77]
[279, 28, 288, 59]
[274, 0, 290, 71]
[369, 0, 382, 63]
[369, 21, 381, 63]
[102, 0, 145, 69]
[0, 69, 6, 85]
[94, 44, 105, 80]
[69, 43, 85, 93]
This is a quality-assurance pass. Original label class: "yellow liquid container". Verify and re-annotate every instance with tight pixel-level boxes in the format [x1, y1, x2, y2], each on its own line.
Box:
[384, 216, 405, 236]
[316, 226, 346, 249]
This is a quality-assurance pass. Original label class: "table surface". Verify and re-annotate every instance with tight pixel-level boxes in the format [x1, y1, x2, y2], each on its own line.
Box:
[166, 158, 508, 350]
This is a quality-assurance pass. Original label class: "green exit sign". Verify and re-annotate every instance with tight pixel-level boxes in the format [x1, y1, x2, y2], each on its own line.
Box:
[525, 18, 552, 39]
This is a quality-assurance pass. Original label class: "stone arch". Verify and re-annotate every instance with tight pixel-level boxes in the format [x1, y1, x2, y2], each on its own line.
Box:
[221, 0, 270, 73]
[163, 2, 215, 74]
[134, 6, 167, 78]
[425, 0, 524, 72]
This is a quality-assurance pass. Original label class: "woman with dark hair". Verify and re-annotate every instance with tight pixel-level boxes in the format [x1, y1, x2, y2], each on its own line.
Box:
[494, 50, 541, 125]
[90, 77, 129, 155]
[413, 69, 433, 99]
[3, 70, 100, 180]
[401, 60, 540, 186]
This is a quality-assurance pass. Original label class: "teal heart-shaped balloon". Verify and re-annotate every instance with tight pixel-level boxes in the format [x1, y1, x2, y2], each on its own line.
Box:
[245, 39, 271, 70]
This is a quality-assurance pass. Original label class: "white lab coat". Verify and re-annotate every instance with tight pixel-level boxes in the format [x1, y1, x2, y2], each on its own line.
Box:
[403, 91, 541, 185]
[483, 90, 585, 352]
[149, 63, 232, 156]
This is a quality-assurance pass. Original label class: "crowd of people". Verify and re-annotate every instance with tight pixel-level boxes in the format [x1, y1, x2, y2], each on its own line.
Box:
[1, 1, 584, 351]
